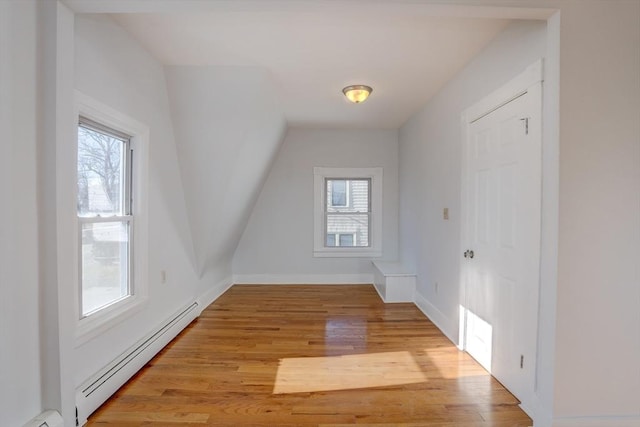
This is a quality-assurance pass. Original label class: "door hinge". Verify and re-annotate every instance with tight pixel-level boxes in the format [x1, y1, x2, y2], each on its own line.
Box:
[76, 406, 79, 426]
[520, 355, 524, 369]
[520, 117, 529, 135]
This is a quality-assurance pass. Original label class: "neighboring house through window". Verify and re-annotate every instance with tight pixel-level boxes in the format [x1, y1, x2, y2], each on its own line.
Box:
[314, 167, 383, 257]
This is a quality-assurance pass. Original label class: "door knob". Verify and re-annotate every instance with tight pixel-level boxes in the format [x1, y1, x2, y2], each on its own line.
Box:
[469, 250, 474, 259]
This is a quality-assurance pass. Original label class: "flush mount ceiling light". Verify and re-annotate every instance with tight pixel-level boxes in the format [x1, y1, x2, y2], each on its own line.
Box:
[342, 85, 373, 104]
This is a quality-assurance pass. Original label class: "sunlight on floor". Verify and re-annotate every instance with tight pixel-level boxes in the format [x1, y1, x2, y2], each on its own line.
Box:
[273, 351, 427, 394]
[460, 304, 493, 373]
[421, 348, 490, 380]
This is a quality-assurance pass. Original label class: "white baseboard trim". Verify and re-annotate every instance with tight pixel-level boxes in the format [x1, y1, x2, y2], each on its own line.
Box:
[372, 280, 385, 300]
[552, 416, 640, 427]
[196, 275, 234, 313]
[413, 290, 458, 346]
[233, 273, 374, 285]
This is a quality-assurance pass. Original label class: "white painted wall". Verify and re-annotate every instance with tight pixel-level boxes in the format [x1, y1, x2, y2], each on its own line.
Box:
[399, 19, 547, 339]
[72, 14, 213, 387]
[399, 2, 640, 424]
[553, 0, 640, 423]
[0, 1, 43, 425]
[2, 1, 638, 426]
[164, 66, 286, 284]
[233, 128, 399, 280]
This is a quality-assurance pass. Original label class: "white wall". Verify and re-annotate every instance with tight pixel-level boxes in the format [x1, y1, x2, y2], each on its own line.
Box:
[553, 0, 640, 423]
[164, 66, 286, 285]
[2, 1, 638, 426]
[72, 14, 211, 387]
[233, 128, 399, 281]
[398, 18, 552, 421]
[399, 20, 547, 340]
[399, 1, 640, 424]
[0, 1, 43, 425]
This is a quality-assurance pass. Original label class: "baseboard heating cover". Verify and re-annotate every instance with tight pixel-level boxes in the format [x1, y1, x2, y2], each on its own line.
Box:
[75, 302, 199, 426]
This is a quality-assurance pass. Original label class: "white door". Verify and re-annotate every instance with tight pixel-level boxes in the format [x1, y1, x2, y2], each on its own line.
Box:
[462, 74, 542, 405]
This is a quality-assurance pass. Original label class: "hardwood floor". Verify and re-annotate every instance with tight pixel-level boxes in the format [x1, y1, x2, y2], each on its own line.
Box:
[88, 285, 532, 426]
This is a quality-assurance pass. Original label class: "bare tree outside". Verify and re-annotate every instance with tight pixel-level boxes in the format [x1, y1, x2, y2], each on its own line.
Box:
[77, 125, 124, 215]
[77, 123, 130, 314]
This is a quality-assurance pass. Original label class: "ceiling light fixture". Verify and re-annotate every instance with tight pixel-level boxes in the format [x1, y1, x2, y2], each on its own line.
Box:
[342, 85, 373, 104]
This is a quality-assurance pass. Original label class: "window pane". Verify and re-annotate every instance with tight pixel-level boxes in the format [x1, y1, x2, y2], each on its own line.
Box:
[77, 125, 126, 216]
[81, 221, 130, 316]
[326, 234, 336, 247]
[326, 213, 369, 247]
[329, 180, 347, 207]
[339, 234, 354, 246]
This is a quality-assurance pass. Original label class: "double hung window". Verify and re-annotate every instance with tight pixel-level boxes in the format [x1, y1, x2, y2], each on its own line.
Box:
[75, 92, 148, 344]
[77, 117, 133, 317]
[325, 179, 370, 248]
[313, 167, 383, 257]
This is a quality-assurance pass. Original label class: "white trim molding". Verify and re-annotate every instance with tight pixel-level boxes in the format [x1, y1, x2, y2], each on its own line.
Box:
[552, 416, 640, 427]
[234, 274, 374, 285]
[462, 58, 544, 124]
[413, 291, 458, 347]
[196, 275, 234, 313]
[313, 167, 383, 258]
[74, 91, 150, 346]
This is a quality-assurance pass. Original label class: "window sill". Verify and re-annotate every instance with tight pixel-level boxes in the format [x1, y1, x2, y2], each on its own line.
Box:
[313, 249, 382, 258]
[75, 294, 147, 347]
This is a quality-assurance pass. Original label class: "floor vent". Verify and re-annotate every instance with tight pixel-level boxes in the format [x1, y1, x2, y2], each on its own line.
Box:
[75, 302, 199, 425]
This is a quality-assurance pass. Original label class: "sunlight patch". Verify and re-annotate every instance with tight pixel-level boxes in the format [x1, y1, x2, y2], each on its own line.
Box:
[273, 351, 427, 394]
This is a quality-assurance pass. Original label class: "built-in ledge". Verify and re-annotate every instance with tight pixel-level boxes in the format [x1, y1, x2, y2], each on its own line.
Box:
[372, 261, 416, 303]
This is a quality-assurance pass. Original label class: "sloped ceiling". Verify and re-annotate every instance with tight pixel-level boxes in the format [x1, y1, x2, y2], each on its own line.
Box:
[113, 8, 510, 129]
[64, 1, 530, 277]
[164, 66, 286, 275]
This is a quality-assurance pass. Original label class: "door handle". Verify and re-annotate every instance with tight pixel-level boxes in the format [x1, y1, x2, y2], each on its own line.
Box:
[464, 250, 475, 259]
[463, 250, 469, 258]
[469, 250, 474, 259]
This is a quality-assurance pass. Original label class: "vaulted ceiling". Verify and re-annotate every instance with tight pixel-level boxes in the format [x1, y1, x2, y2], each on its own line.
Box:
[112, 9, 509, 128]
[65, 0, 536, 275]
[65, 0, 530, 129]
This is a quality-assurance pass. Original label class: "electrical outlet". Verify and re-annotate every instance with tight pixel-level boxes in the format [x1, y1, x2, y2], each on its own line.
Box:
[443, 207, 449, 220]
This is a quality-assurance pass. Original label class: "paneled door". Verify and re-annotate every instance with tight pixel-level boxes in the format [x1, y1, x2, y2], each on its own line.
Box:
[461, 64, 542, 407]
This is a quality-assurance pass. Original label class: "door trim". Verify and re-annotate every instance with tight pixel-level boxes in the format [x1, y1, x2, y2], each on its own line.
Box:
[459, 57, 544, 347]
[459, 58, 544, 415]
[462, 58, 544, 124]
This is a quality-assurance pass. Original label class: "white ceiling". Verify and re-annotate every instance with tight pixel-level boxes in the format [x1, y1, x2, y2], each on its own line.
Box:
[108, 4, 510, 129]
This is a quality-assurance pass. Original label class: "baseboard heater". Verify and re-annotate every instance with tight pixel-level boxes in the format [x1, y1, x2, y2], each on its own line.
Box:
[75, 302, 200, 426]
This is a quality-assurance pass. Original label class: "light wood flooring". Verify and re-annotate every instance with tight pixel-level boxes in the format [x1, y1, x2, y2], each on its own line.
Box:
[88, 285, 532, 426]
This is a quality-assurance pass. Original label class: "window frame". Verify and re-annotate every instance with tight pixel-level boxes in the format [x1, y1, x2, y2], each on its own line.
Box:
[77, 117, 133, 317]
[313, 167, 383, 258]
[328, 179, 350, 208]
[75, 91, 149, 345]
[326, 232, 357, 247]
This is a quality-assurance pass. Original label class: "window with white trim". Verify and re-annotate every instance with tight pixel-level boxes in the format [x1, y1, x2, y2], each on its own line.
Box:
[75, 91, 149, 344]
[314, 167, 382, 257]
[77, 117, 133, 317]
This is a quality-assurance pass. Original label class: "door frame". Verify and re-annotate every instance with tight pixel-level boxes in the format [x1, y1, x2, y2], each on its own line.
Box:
[459, 58, 544, 412]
